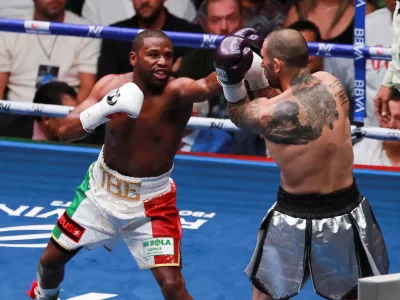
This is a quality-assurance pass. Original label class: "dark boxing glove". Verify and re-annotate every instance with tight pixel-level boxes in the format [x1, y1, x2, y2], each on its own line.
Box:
[214, 35, 253, 103]
[232, 28, 270, 92]
[231, 28, 264, 51]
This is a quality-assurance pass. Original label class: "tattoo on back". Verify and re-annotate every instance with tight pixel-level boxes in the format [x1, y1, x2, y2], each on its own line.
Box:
[262, 71, 340, 145]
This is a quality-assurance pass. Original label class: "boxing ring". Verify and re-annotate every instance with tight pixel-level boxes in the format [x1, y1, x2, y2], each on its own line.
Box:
[0, 2, 400, 299]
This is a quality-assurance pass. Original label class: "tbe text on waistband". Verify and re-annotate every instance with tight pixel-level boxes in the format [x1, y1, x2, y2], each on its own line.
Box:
[99, 164, 141, 200]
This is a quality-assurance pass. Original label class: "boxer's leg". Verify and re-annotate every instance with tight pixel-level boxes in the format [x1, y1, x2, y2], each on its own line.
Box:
[252, 285, 272, 300]
[151, 267, 193, 300]
[29, 164, 116, 299]
[122, 180, 192, 299]
[37, 239, 80, 289]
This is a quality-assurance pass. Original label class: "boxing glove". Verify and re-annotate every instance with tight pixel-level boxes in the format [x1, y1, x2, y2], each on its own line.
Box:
[80, 82, 144, 132]
[232, 28, 264, 51]
[232, 28, 270, 92]
[214, 35, 253, 103]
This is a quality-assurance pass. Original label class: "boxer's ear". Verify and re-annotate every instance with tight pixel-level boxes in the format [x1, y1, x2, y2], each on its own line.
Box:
[273, 58, 281, 74]
[129, 51, 137, 68]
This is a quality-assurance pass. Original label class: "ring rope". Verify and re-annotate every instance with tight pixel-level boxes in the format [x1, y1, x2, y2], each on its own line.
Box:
[0, 100, 240, 132]
[1, 100, 399, 140]
[0, 18, 392, 60]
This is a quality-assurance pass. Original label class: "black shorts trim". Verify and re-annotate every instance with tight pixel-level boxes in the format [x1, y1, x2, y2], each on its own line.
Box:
[275, 180, 362, 219]
[50, 237, 82, 255]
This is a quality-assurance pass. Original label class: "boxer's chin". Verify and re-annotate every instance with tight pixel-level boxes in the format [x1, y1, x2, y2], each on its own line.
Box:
[149, 76, 169, 92]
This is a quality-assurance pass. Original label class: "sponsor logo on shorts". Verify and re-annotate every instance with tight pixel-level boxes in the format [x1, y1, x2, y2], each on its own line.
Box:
[142, 237, 174, 258]
[56, 212, 85, 243]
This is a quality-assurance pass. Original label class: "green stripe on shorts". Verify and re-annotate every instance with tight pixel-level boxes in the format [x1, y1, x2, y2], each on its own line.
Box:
[66, 163, 94, 217]
[52, 225, 62, 239]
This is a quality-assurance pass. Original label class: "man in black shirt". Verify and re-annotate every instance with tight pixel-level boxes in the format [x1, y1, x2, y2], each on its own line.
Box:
[97, 0, 203, 80]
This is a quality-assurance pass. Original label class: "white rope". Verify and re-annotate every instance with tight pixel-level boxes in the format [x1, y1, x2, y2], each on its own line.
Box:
[0, 100, 240, 132]
[2, 100, 400, 140]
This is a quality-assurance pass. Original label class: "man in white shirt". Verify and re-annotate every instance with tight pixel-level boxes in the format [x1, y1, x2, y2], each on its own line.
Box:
[81, 0, 197, 25]
[354, 92, 400, 167]
[0, 0, 33, 19]
[0, 0, 100, 103]
[324, 1, 394, 127]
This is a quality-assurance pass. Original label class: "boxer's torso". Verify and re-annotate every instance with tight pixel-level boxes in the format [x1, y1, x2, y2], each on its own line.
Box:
[265, 71, 354, 194]
[96, 74, 193, 177]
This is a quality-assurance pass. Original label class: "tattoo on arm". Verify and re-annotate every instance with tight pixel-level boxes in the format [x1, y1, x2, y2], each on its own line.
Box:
[261, 71, 340, 145]
[228, 99, 262, 133]
[329, 79, 349, 106]
[229, 71, 344, 146]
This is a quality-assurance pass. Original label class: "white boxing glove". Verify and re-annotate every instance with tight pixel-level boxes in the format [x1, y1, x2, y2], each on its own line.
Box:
[244, 52, 270, 92]
[80, 82, 144, 132]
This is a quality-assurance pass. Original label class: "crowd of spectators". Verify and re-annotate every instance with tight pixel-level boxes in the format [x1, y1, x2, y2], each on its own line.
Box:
[0, 0, 398, 167]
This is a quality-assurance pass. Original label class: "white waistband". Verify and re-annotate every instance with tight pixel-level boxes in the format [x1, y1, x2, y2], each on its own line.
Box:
[91, 149, 173, 201]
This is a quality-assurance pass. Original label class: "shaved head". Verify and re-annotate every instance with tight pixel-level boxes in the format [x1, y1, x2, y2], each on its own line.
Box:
[264, 29, 309, 68]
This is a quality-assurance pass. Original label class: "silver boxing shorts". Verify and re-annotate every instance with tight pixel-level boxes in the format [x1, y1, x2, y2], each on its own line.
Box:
[245, 181, 389, 300]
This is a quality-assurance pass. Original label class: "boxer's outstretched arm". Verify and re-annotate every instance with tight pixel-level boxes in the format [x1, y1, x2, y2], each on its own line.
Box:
[58, 75, 116, 142]
[227, 96, 271, 134]
[170, 72, 223, 104]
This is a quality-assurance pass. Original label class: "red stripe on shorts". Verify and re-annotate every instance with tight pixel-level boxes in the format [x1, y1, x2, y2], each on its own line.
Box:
[143, 181, 182, 266]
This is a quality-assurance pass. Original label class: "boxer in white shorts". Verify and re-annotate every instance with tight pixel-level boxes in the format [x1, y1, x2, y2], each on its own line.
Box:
[51, 150, 181, 269]
[28, 28, 272, 300]
[27, 28, 254, 300]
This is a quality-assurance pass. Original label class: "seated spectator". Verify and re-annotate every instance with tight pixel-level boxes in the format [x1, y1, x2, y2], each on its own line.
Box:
[287, 20, 323, 73]
[353, 91, 400, 166]
[0, 0, 99, 138]
[0, 0, 99, 104]
[177, 0, 243, 118]
[195, 0, 289, 38]
[32, 81, 104, 144]
[81, 0, 197, 25]
[284, 0, 375, 45]
[96, 0, 202, 80]
[324, 0, 395, 126]
[0, 0, 33, 19]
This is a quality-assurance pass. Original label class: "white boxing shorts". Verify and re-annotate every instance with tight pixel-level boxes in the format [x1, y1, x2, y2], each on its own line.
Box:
[51, 150, 182, 269]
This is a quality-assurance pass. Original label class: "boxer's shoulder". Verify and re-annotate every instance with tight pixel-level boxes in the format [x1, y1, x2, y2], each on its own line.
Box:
[312, 71, 338, 84]
[91, 73, 132, 100]
[164, 77, 196, 97]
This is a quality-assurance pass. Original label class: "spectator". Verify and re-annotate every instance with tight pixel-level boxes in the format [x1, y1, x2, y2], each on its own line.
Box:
[195, 0, 289, 38]
[177, 0, 244, 118]
[0, 0, 99, 138]
[0, 0, 99, 104]
[353, 91, 400, 166]
[287, 20, 323, 73]
[81, 0, 197, 26]
[32, 81, 77, 141]
[96, 0, 203, 80]
[0, 0, 33, 19]
[324, 0, 395, 126]
[32, 81, 104, 144]
[284, 0, 375, 45]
